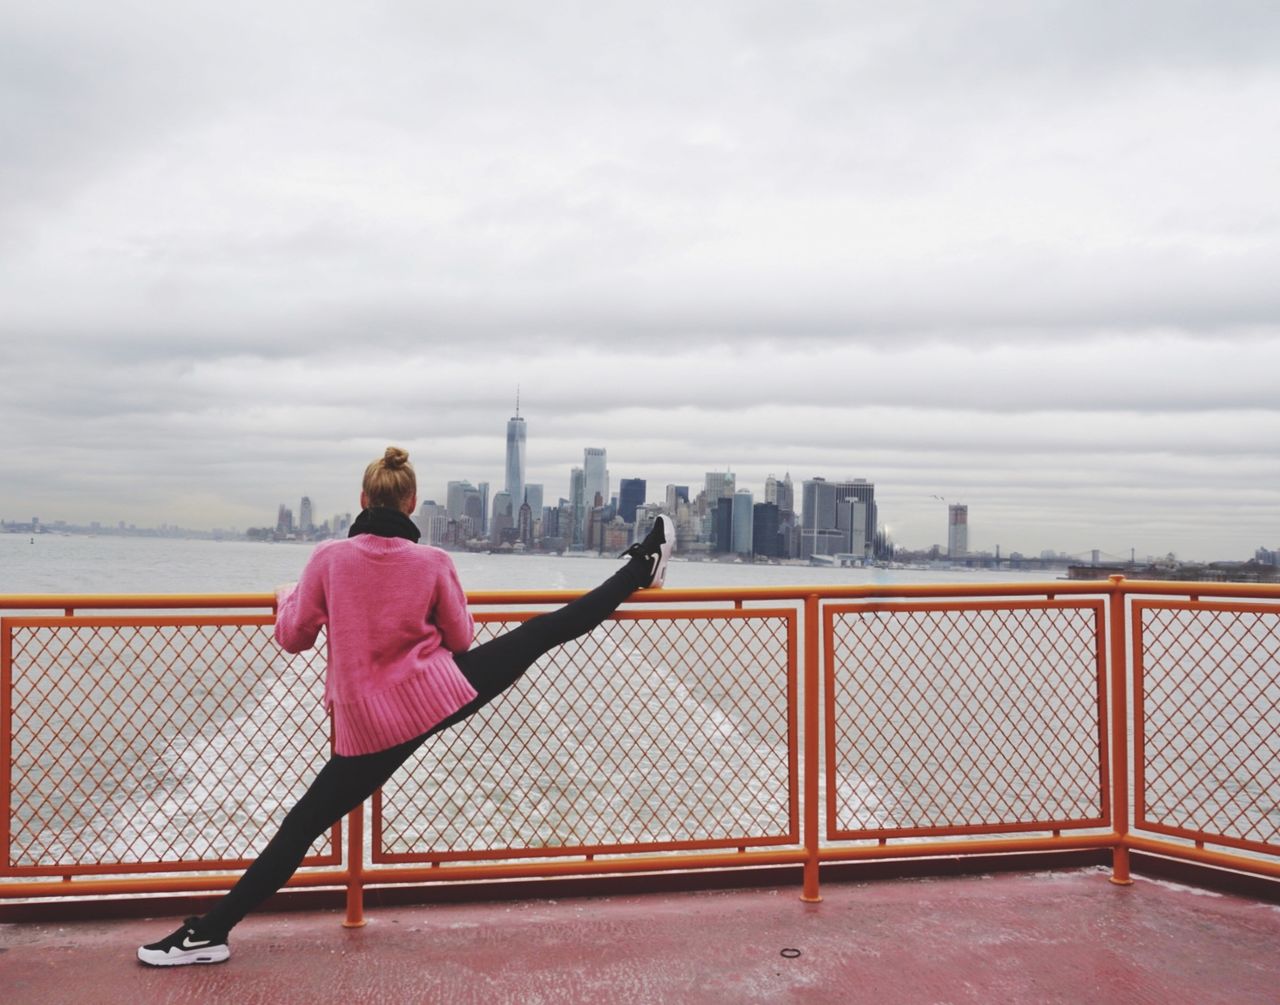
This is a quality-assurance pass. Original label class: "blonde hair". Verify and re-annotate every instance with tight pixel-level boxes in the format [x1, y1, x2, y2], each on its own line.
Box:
[363, 446, 416, 510]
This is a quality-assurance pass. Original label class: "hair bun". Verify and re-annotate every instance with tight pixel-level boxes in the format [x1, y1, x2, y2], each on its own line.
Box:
[383, 446, 409, 470]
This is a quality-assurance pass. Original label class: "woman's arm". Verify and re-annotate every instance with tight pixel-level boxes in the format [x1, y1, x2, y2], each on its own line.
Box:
[273, 551, 328, 653]
[434, 552, 475, 654]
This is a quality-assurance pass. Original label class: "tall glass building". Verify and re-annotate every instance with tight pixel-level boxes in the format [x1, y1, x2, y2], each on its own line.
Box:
[948, 504, 968, 557]
[583, 448, 608, 509]
[505, 410, 526, 509]
[619, 478, 646, 524]
[732, 489, 754, 556]
[569, 467, 586, 548]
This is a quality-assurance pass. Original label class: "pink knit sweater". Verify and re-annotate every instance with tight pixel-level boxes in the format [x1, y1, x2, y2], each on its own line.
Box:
[274, 535, 478, 756]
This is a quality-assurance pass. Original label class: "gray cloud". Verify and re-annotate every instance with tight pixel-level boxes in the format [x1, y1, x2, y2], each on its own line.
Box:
[2, 2, 1277, 559]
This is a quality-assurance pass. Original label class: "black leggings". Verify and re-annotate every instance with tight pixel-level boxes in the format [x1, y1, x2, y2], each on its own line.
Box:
[200, 559, 646, 935]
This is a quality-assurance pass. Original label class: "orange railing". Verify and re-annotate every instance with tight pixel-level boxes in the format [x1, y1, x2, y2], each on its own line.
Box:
[2, 578, 1277, 922]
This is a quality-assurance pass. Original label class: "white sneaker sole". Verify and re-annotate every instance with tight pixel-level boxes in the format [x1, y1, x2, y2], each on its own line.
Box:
[137, 943, 230, 966]
[650, 515, 675, 588]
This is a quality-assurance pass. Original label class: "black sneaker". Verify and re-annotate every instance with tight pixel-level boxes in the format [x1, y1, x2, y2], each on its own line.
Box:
[621, 514, 675, 588]
[137, 916, 230, 966]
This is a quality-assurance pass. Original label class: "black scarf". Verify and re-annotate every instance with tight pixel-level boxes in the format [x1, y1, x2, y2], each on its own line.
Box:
[348, 507, 421, 543]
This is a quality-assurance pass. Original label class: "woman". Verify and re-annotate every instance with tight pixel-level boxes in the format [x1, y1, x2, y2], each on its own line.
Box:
[138, 446, 674, 966]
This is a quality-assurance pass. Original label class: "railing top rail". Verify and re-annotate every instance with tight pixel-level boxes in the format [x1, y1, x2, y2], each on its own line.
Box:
[1105, 578, 1280, 600]
[0, 594, 277, 611]
[2, 578, 1277, 613]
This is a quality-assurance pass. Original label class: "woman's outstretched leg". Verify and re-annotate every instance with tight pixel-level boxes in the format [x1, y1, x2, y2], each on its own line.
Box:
[137, 737, 421, 965]
[453, 514, 675, 710]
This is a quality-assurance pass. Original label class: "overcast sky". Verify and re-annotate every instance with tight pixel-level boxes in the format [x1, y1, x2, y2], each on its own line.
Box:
[3, 1, 1278, 560]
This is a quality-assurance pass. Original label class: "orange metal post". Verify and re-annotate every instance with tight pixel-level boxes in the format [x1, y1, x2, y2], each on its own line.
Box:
[1, 624, 11, 871]
[1107, 576, 1132, 885]
[343, 804, 367, 927]
[801, 594, 822, 903]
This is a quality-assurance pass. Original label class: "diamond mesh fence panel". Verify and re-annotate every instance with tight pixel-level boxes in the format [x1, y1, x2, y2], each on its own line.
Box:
[1136, 603, 1280, 853]
[375, 610, 795, 861]
[827, 602, 1107, 839]
[4, 617, 333, 873]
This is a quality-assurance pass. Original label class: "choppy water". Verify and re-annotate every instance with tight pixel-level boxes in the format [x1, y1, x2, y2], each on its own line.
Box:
[0, 531, 1051, 595]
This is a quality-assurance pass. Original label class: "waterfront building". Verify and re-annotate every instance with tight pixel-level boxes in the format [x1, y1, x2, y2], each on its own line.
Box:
[517, 498, 534, 546]
[664, 484, 690, 513]
[423, 511, 450, 546]
[523, 484, 543, 520]
[586, 498, 611, 552]
[505, 399, 527, 509]
[765, 474, 794, 513]
[276, 504, 293, 536]
[732, 490, 754, 556]
[416, 500, 440, 527]
[949, 504, 969, 558]
[802, 477, 877, 559]
[704, 471, 735, 506]
[299, 497, 314, 534]
[601, 517, 631, 553]
[477, 482, 490, 535]
[765, 474, 797, 556]
[569, 468, 586, 548]
[832, 479, 875, 557]
[753, 501, 780, 559]
[842, 499, 869, 560]
[619, 478, 646, 524]
[800, 479, 835, 557]
[491, 491, 513, 544]
[583, 448, 608, 521]
[447, 480, 484, 521]
[714, 497, 734, 554]
[633, 503, 663, 547]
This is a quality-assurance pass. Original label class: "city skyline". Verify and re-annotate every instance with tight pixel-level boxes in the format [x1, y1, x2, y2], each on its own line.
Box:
[2, 4, 1277, 561]
[7, 424, 1266, 565]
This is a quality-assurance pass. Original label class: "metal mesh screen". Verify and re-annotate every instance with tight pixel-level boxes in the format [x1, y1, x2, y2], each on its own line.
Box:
[374, 610, 796, 861]
[4, 617, 333, 872]
[1136, 603, 1280, 852]
[827, 602, 1107, 839]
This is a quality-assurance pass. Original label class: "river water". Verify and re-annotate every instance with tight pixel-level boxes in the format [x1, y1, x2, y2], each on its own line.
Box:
[0, 531, 1052, 595]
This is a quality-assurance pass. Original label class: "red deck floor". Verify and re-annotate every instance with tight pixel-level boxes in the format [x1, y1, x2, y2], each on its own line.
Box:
[3, 867, 1279, 1004]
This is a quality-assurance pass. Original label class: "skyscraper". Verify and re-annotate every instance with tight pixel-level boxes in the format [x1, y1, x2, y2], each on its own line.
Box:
[752, 501, 780, 558]
[801, 478, 843, 557]
[583, 448, 608, 513]
[714, 497, 734, 554]
[477, 482, 490, 535]
[523, 483, 543, 518]
[446, 480, 480, 520]
[619, 478, 646, 524]
[569, 467, 585, 548]
[948, 504, 969, 558]
[832, 479, 875, 556]
[505, 393, 526, 509]
[732, 489, 754, 556]
[299, 496, 313, 534]
[491, 491, 513, 544]
[704, 471, 735, 504]
[776, 473, 795, 515]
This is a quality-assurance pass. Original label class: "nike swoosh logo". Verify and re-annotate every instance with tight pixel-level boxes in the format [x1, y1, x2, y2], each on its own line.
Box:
[182, 936, 212, 949]
[648, 553, 660, 579]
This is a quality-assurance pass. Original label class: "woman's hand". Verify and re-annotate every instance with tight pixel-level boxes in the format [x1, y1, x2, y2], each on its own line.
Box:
[274, 582, 297, 606]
